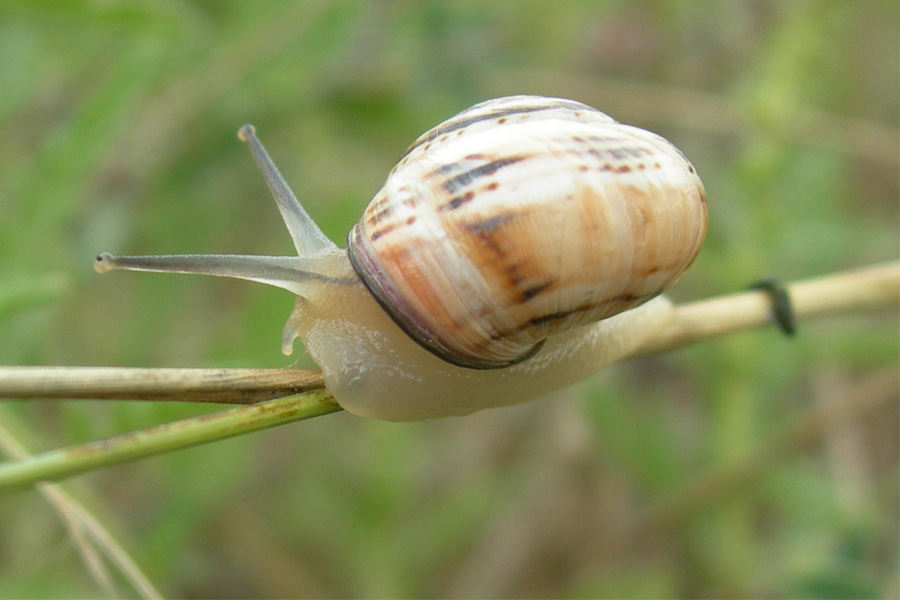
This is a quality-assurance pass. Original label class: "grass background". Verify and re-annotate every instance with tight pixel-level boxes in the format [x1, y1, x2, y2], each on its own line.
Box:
[0, 1, 898, 597]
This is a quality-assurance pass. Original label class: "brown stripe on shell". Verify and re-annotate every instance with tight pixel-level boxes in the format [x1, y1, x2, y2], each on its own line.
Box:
[467, 292, 656, 351]
[518, 280, 556, 302]
[462, 213, 561, 306]
[369, 222, 398, 241]
[367, 215, 418, 242]
[442, 156, 528, 194]
[464, 214, 514, 234]
[522, 294, 648, 329]
[366, 205, 394, 225]
[432, 154, 489, 176]
[475, 293, 658, 349]
[462, 214, 515, 260]
[367, 195, 390, 210]
[398, 98, 602, 160]
[565, 136, 656, 163]
[440, 191, 476, 212]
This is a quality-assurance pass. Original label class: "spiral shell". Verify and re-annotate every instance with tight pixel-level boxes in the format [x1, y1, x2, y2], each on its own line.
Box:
[348, 96, 707, 369]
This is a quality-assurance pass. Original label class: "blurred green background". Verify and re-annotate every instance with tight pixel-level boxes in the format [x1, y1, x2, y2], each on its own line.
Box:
[1, 1, 897, 597]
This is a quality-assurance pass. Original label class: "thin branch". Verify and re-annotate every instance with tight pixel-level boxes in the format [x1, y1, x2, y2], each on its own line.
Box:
[0, 367, 323, 403]
[0, 261, 896, 404]
[0, 390, 339, 490]
[0, 261, 895, 490]
[634, 260, 899, 357]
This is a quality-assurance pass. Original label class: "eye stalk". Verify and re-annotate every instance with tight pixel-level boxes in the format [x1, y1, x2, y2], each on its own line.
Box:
[237, 124, 336, 256]
[93, 127, 343, 297]
[93, 252, 117, 273]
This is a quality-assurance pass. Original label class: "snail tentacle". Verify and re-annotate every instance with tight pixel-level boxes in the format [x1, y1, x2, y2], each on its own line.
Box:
[93, 252, 353, 296]
[238, 124, 336, 256]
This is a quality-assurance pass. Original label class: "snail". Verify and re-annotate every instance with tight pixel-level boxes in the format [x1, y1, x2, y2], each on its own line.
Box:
[95, 95, 707, 421]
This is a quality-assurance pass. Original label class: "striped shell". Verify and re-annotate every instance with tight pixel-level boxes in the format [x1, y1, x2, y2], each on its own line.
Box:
[348, 96, 707, 370]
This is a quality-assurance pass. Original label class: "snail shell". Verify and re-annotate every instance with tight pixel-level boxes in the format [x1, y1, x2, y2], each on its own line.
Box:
[349, 96, 706, 369]
[95, 95, 707, 421]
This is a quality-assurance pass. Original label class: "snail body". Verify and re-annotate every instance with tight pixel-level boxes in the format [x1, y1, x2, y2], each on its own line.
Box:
[95, 96, 707, 421]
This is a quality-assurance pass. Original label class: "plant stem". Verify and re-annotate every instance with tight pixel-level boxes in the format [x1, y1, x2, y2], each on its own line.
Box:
[0, 390, 339, 490]
[0, 367, 323, 403]
[635, 260, 899, 356]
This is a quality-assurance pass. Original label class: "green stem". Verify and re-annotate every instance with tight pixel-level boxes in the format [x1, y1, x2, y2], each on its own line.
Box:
[0, 390, 341, 491]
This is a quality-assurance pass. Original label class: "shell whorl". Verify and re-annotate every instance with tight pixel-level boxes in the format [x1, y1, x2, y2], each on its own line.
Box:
[348, 95, 707, 369]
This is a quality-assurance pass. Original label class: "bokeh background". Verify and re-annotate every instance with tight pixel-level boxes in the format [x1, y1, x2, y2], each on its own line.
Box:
[1, 1, 898, 597]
